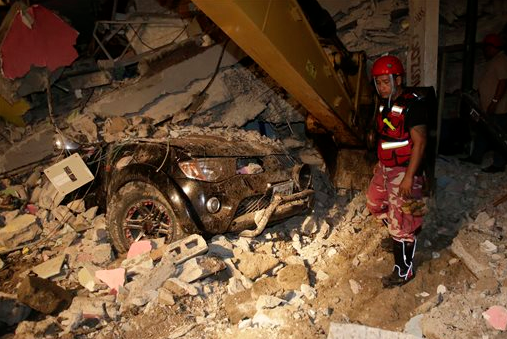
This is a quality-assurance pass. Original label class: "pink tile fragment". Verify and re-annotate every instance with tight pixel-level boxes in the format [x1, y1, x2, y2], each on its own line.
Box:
[95, 268, 125, 294]
[483, 305, 507, 331]
[25, 204, 38, 215]
[127, 240, 152, 259]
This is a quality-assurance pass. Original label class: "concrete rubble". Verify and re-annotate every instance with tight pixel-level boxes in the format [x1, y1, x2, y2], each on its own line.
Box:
[0, 1, 507, 337]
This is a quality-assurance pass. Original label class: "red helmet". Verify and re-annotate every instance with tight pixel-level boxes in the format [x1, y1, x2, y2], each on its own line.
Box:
[483, 33, 503, 48]
[371, 55, 404, 77]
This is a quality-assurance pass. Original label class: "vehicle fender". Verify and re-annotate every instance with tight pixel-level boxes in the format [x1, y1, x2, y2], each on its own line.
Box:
[107, 163, 205, 236]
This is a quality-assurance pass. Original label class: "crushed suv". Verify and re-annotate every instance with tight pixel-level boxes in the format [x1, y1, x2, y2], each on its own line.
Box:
[90, 132, 315, 252]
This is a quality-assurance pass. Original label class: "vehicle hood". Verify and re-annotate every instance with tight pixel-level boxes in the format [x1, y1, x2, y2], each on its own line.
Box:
[167, 134, 286, 157]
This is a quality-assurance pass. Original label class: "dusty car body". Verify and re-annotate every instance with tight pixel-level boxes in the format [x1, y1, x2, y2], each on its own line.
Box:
[97, 133, 314, 252]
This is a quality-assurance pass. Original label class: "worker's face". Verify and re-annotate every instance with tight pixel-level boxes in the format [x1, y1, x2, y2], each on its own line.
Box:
[374, 74, 402, 99]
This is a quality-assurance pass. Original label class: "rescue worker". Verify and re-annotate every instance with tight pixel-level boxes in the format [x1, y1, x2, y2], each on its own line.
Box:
[366, 55, 428, 288]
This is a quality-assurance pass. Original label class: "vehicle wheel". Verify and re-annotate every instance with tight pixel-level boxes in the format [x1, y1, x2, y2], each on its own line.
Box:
[106, 180, 180, 253]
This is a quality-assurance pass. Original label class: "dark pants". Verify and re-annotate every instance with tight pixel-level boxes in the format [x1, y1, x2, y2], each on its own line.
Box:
[470, 113, 507, 167]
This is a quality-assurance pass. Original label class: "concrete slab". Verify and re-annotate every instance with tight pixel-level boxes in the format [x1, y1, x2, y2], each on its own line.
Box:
[85, 44, 243, 118]
[327, 323, 421, 339]
[31, 255, 65, 279]
[0, 127, 53, 174]
[0, 214, 40, 249]
[450, 231, 494, 279]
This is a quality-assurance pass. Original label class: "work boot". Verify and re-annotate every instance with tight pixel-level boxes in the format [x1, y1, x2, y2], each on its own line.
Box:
[380, 237, 393, 252]
[382, 239, 416, 288]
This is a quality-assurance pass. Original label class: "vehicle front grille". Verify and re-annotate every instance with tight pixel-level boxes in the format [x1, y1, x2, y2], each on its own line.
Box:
[233, 194, 271, 218]
[274, 154, 296, 168]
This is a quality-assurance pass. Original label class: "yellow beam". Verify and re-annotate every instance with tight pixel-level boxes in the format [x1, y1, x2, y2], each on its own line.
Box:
[192, 0, 364, 145]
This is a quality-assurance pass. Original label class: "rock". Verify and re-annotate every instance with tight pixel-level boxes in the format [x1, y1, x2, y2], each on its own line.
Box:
[224, 289, 257, 324]
[276, 265, 309, 290]
[163, 277, 198, 297]
[17, 276, 73, 314]
[301, 284, 317, 300]
[0, 292, 31, 326]
[0, 214, 40, 249]
[227, 277, 246, 295]
[14, 316, 59, 338]
[158, 288, 175, 306]
[316, 270, 330, 281]
[256, 295, 286, 310]
[91, 243, 114, 266]
[436, 284, 447, 295]
[480, 240, 498, 254]
[25, 170, 42, 188]
[176, 256, 226, 283]
[349, 279, 362, 295]
[475, 277, 500, 295]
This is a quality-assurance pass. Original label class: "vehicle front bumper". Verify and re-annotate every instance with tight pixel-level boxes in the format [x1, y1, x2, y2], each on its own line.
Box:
[228, 189, 314, 234]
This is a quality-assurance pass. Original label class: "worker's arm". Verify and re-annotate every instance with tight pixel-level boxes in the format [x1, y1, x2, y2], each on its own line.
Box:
[487, 79, 507, 115]
[399, 125, 427, 197]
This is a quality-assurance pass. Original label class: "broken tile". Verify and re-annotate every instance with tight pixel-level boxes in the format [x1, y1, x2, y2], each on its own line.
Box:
[78, 265, 98, 292]
[31, 255, 65, 279]
[95, 268, 125, 294]
[483, 305, 507, 331]
[127, 240, 152, 259]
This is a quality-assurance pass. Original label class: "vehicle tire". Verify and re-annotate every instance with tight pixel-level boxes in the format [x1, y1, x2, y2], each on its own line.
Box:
[106, 180, 182, 253]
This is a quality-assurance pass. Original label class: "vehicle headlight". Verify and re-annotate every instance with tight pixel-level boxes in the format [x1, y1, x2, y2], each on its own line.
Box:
[178, 158, 229, 182]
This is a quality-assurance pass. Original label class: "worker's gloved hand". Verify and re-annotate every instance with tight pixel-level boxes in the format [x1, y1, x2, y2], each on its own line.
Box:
[401, 199, 427, 216]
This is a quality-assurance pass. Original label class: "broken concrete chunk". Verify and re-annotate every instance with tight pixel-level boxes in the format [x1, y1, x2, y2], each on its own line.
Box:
[31, 255, 66, 279]
[121, 252, 154, 276]
[235, 251, 280, 280]
[256, 295, 286, 311]
[38, 181, 65, 210]
[176, 256, 226, 283]
[276, 264, 309, 291]
[300, 284, 317, 300]
[91, 243, 114, 266]
[82, 206, 98, 221]
[67, 113, 98, 143]
[95, 268, 125, 294]
[450, 231, 494, 279]
[158, 287, 175, 306]
[349, 279, 362, 295]
[127, 240, 152, 259]
[51, 205, 76, 224]
[483, 305, 507, 331]
[17, 276, 73, 314]
[208, 235, 234, 258]
[78, 265, 98, 292]
[122, 261, 176, 309]
[0, 214, 40, 249]
[327, 323, 421, 338]
[163, 234, 208, 265]
[251, 276, 283, 299]
[66, 199, 86, 213]
[0, 292, 31, 326]
[163, 277, 198, 297]
[224, 289, 257, 324]
[480, 240, 498, 254]
[227, 277, 246, 295]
